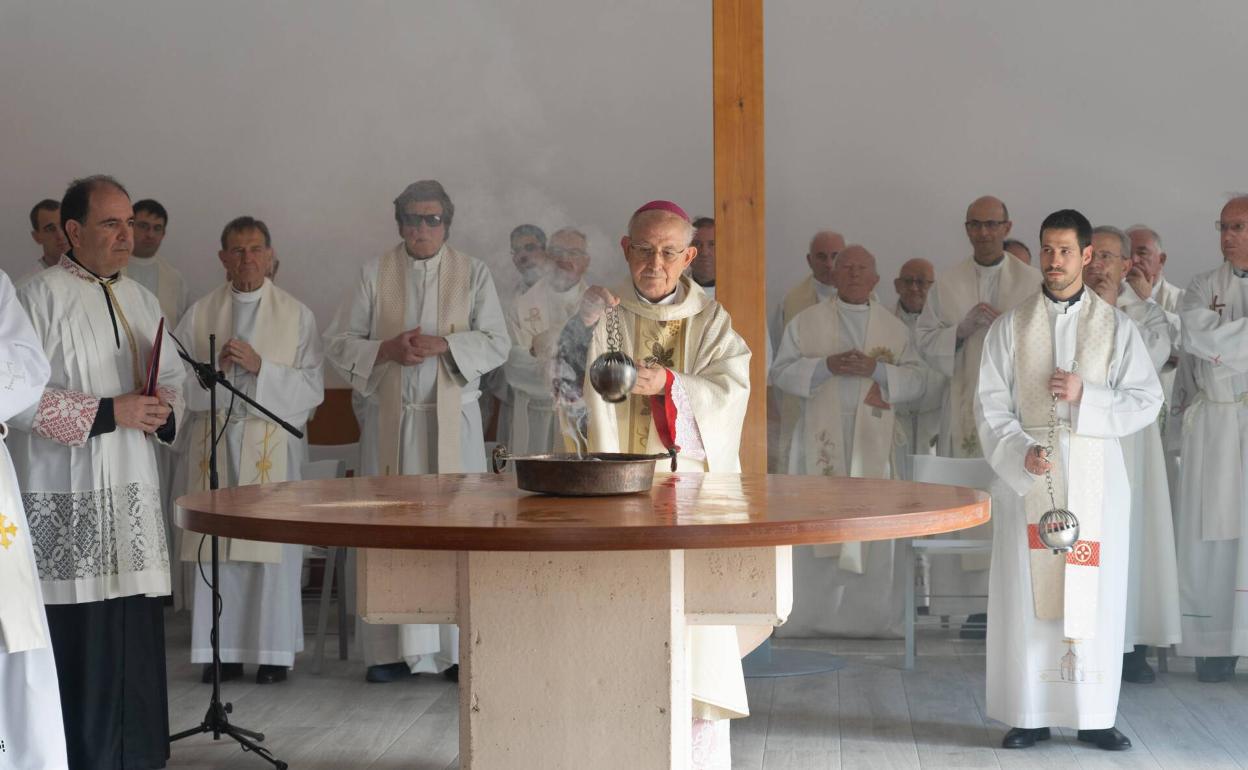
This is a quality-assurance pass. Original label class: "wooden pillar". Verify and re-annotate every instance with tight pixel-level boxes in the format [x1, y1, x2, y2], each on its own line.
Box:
[712, 0, 767, 474]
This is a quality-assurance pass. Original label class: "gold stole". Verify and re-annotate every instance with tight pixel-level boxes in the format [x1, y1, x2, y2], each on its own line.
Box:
[1014, 291, 1115, 639]
[0, 437, 49, 652]
[796, 301, 907, 572]
[775, 276, 822, 471]
[375, 244, 471, 475]
[941, 256, 1039, 457]
[182, 280, 299, 563]
[625, 316, 688, 453]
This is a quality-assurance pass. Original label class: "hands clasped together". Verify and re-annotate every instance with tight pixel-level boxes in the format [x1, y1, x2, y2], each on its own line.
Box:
[378, 327, 450, 366]
[956, 302, 1000, 341]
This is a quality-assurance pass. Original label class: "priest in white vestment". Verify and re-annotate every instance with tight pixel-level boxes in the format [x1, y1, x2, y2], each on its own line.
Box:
[1087, 227, 1182, 684]
[324, 180, 509, 683]
[176, 217, 324, 685]
[0, 269, 69, 770]
[917, 196, 1043, 635]
[768, 230, 844, 472]
[555, 200, 758, 765]
[770, 246, 926, 639]
[504, 227, 589, 454]
[1174, 196, 1248, 683]
[17, 198, 68, 286]
[977, 210, 1161, 751]
[10, 176, 186, 768]
[892, 258, 945, 458]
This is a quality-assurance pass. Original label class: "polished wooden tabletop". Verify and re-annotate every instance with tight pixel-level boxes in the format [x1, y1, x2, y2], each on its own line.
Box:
[177, 472, 988, 552]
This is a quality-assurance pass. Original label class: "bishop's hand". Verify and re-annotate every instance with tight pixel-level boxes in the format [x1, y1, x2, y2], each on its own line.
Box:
[631, 365, 667, 396]
[1024, 444, 1051, 475]
[578, 286, 620, 326]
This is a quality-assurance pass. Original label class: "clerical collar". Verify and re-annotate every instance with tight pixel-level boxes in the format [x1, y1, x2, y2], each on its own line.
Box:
[835, 296, 870, 312]
[973, 253, 1006, 269]
[231, 281, 265, 303]
[1232, 264, 1248, 279]
[1042, 284, 1084, 307]
[636, 283, 685, 306]
[63, 253, 121, 283]
[409, 244, 446, 264]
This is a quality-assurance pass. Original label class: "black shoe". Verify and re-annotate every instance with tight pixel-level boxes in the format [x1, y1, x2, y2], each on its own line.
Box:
[1002, 727, 1050, 749]
[1122, 646, 1155, 684]
[365, 662, 415, 683]
[443, 664, 459, 683]
[960, 612, 987, 640]
[1077, 726, 1132, 750]
[255, 665, 288, 684]
[1197, 656, 1239, 683]
[201, 662, 244, 684]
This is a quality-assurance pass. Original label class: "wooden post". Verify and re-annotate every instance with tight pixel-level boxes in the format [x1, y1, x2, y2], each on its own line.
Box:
[712, 0, 767, 474]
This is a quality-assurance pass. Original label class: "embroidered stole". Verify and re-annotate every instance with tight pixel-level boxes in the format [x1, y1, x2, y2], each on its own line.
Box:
[941, 256, 1038, 457]
[375, 244, 471, 475]
[1014, 291, 1115, 639]
[182, 280, 299, 563]
[0, 436, 49, 652]
[626, 315, 689, 453]
[796, 301, 908, 573]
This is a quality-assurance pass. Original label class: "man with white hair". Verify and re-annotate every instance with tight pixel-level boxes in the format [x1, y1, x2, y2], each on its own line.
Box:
[1086, 225, 1181, 684]
[892, 258, 945, 456]
[1125, 225, 1183, 399]
[1173, 196, 1248, 683]
[556, 199, 756, 764]
[768, 230, 844, 472]
[504, 226, 590, 454]
[771, 245, 926, 637]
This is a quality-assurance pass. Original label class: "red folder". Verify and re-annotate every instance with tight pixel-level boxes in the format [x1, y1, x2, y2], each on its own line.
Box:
[143, 318, 164, 396]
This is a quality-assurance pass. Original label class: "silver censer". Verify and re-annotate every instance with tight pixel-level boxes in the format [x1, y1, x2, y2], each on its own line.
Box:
[588, 305, 637, 403]
[1037, 364, 1079, 553]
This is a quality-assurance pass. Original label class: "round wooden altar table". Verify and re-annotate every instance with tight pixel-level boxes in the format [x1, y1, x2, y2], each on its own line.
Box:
[178, 472, 988, 770]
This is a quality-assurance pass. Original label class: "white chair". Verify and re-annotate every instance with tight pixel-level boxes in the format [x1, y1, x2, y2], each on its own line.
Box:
[308, 442, 360, 479]
[300, 458, 349, 674]
[903, 455, 996, 669]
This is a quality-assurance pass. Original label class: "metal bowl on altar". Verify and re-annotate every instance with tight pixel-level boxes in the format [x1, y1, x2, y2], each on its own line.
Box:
[492, 444, 677, 496]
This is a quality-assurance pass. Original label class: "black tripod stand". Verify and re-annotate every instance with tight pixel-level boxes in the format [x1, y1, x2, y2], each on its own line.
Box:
[169, 333, 297, 770]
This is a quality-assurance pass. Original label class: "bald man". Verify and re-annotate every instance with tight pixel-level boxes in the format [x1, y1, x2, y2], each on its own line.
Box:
[771, 245, 926, 637]
[1004, 239, 1032, 266]
[769, 230, 844, 471]
[892, 259, 945, 457]
[916, 196, 1042, 636]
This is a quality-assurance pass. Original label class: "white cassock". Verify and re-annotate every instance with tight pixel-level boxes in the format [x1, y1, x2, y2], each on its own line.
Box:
[770, 297, 925, 638]
[1116, 291, 1182, 649]
[768, 276, 836, 473]
[504, 276, 586, 454]
[1174, 263, 1248, 658]
[324, 243, 509, 673]
[918, 254, 1042, 604]
[15, 256, 60, 287]
[977, 290, 1161, 730]
[175, 280, 324, 668]
[893, 303, 947, 460]
[0, 270, 68, 770]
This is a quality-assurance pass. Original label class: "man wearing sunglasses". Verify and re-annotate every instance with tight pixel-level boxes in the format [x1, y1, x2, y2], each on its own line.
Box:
[324, 179, 509, 684]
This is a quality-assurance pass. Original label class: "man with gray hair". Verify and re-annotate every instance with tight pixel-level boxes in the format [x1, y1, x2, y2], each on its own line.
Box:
[324, 179, 509, 683]
[1125, 225, 1183, 400]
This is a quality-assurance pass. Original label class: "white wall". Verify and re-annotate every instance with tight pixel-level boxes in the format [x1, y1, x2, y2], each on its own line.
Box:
[2, 1, 1243, 326]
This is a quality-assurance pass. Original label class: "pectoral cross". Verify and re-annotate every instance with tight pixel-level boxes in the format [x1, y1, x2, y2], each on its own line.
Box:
[0, 361, 21, 391]
[1211, 294, 1226, 317]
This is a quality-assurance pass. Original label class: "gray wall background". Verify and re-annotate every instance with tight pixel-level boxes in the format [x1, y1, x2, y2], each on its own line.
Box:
[2, 1, 1242, 327]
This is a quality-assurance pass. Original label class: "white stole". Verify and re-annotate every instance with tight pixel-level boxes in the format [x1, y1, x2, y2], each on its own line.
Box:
[182, 280, 299, 563]
[0, 433, 49, 652]
[375, 244, 471, 475]
[795, 300, 908, 572]
[1013, 291, 1115, 640]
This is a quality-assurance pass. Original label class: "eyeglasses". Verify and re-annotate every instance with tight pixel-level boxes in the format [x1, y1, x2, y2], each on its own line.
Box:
[965, 220, 1008, 231]
[549, 247, 588, 260]
[1092, 250, 1127, 262]
[511, 242, 543, 255]
[628, 243, 687, 262]
[399, 213, 445, 228]
[896, 278, 933, 288]
[1216, 221, 1248, 234]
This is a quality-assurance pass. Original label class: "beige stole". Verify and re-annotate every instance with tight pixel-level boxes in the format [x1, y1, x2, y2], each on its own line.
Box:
[625, 313, 689, 453]
[375, 244, 472, 476]
[1013, 291, 1115, 639]
[776, 277, 823, 470]
[181, 280, 299, 563]
[940, 255, 1039, 458]
[0, 433, 49, 653]
[795, 300, 907, 572]
[124, 257, 181, 322]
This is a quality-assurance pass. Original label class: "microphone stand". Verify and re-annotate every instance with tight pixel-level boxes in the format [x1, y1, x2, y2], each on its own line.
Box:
[169, 333, 299, 770]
